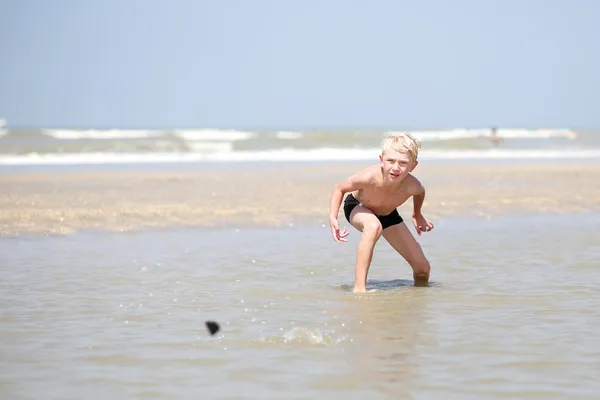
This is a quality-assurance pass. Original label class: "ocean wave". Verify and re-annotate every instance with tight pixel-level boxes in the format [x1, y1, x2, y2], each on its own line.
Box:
[494, 128, 577, 139]
[3, 128, 581, 155]
[43, 129, 164, 140]
[391, 129, 578, 141]
[21, 128, 580, 143]
[1, 148, 600, 165]
[275, 131, 304, 140]
[173, 129, 255, 141]
[186, 141, 233, 153]
[40, 129, 257, 141]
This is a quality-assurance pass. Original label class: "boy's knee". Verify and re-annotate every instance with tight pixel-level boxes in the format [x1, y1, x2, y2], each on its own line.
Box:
[362, 221, 383, 239]
[412, 259, 431, 281]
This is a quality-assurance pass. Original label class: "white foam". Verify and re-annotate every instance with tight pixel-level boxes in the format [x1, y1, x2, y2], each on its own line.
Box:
[495, 129, 577, 139]
[1, 148, 600, 166]
[43, 129, 162, 140]
[421, 148, 600, 159]
[205, 147, 378, 161]
[388, 129, 578, 141]
[0, 152, 207, 165]
[0, 129, 6, 138]
[173, 129, 255, 141]
[186, 141, 233, 153]
[407, 129, 487, 141]
[275, 131, 304, 140]
[283, 327, 326, 345]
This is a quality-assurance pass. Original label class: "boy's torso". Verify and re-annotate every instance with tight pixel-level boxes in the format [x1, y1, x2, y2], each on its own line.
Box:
[352, 166, 417, 216]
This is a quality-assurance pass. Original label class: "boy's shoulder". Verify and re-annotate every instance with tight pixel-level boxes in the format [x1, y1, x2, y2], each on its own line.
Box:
[351, 165, 380, 182]
[405, 173, 425, 194]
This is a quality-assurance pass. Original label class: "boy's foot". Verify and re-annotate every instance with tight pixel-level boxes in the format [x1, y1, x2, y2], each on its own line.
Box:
[353, 286, 367, 293]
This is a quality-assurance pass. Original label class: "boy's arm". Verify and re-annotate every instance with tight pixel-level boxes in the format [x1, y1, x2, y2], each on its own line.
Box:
[329, 171, 370, 223]
[411, 181, 434, 235]
[329, 172, 369, 243]
[412, 182, 426, 216]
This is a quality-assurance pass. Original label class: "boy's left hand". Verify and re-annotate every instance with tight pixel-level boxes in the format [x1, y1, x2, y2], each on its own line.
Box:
[412, 213, 434, 236]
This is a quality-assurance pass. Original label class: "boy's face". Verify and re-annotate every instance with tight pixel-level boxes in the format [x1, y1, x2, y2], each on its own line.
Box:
[379, 148, 417, 182]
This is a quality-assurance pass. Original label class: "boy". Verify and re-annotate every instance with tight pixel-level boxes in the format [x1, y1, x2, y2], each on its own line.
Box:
[328, 132, 434, 292]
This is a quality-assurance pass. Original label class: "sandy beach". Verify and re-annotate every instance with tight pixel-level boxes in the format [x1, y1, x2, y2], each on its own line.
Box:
[1, 162, 600, 236]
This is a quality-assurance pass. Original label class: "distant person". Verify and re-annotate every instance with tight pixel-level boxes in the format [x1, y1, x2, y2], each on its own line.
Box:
[328, 133, 434, 292]
[490, 127, 502, 146]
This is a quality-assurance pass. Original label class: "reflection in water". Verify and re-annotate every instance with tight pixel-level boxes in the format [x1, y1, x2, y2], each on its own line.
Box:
[295, 281, 434, 398]
[335, 283, 434, 398]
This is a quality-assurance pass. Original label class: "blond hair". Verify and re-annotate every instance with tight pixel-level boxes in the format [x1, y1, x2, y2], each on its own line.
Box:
[381, 132, 421, 162]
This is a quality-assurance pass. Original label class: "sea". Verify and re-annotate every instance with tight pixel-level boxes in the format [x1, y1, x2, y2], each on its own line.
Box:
[1, 127, 599, 166]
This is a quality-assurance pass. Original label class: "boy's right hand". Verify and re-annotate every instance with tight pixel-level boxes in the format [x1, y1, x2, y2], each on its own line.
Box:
[329, 217, 350, 243]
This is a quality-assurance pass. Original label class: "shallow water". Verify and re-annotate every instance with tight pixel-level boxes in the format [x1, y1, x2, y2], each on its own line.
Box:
[1, 213, 599, 399]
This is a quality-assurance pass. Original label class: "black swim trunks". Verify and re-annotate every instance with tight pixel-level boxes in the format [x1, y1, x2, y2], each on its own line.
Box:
[343, 193, 403, 230]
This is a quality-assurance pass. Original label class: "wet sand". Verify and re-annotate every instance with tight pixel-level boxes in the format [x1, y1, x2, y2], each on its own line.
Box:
[2, 162, 600, 236]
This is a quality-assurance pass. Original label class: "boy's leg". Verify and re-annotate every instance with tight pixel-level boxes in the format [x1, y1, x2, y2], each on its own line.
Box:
[381, 222, 431, 286]
[348, 205, 383, 292]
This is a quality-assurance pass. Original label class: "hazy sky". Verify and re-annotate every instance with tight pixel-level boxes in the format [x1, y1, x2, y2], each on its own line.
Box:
[1, 0, 598, 129]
